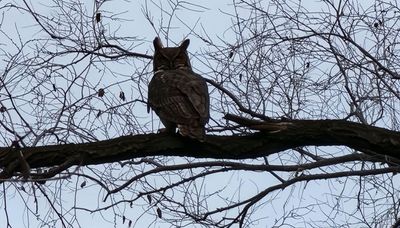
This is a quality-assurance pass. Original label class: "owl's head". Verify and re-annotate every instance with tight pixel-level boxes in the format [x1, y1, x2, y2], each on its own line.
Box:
[153, 37, 192, 71]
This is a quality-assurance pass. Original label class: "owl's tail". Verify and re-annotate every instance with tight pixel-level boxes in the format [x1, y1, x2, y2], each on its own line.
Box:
[178, 125, 206, 142]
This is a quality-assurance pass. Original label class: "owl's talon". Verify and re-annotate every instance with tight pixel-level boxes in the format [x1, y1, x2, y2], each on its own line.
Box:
[157, 128, 177, 135]
[158, 128, 166, 133]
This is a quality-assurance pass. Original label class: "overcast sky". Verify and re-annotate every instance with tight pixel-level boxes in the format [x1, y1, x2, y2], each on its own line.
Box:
[1, 0, 394, 227]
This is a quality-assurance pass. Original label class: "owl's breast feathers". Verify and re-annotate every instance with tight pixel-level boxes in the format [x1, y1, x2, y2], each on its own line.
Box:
[148, 69, 209, 140]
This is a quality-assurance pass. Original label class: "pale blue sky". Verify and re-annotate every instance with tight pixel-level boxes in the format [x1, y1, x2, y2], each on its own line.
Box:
[0, 0, 397, 227]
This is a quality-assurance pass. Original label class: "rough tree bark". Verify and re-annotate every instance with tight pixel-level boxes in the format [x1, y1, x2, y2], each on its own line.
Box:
[1, 114, 399, 180]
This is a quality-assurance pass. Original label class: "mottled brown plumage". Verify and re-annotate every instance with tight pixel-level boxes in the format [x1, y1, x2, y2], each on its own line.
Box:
[148, 37, 209, 141]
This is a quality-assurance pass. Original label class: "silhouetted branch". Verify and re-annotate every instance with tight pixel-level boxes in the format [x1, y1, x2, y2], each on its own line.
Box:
[1, 116, 399, 179]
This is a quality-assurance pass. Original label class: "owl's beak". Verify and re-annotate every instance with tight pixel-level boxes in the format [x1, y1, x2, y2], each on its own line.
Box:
[169, 61, 175, 69]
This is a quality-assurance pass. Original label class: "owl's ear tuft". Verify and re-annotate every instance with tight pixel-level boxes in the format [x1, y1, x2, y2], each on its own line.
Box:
[179, 39, 190, 51]
[153, 37, 163, 51]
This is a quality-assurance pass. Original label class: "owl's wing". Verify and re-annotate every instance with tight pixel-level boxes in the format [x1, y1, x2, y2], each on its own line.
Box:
[148, 70, 209, 126]
[179, 73, 209, 124]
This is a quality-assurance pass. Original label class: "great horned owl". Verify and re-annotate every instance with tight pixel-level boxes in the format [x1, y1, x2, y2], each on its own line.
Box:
[147, 37, 209, 141]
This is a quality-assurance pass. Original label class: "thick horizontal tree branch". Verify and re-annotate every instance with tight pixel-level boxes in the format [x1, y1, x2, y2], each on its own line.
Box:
[0, 115, 399, 179]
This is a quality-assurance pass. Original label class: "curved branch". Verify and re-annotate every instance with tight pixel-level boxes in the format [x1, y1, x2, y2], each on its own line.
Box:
[0, 116, 399, 177]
